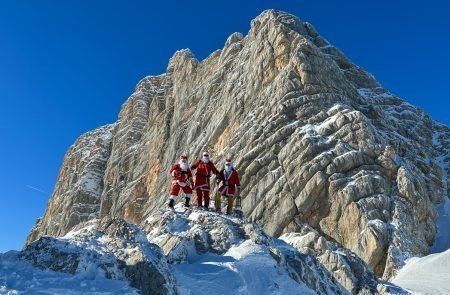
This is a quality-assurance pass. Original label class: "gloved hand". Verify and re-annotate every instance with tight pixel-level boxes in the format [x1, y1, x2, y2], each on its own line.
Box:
[172, 170, 181, 179]
[236, 187, 241, 197]
[178, 181, 187, 187]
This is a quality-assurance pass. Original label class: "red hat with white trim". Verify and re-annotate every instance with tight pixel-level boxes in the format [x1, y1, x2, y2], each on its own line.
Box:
[180, 155, 188, 160]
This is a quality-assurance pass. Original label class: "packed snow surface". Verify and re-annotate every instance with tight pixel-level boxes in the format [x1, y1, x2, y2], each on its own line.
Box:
[393, 248, 450, 294]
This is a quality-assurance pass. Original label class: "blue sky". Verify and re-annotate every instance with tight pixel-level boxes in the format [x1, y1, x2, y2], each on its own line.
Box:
[0, 0, 449, 252]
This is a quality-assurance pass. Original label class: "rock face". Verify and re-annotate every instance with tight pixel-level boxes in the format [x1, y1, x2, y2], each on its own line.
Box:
[26, 9, 449, 281]
[281, 223, 380, 294]
[26, 125, 114, 245]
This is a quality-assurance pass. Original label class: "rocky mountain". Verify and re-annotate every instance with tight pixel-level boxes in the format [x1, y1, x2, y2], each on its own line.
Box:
[22, 8, 449, 292]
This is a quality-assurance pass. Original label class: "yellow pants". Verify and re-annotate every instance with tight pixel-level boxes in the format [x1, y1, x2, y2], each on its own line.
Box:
[214, 193, 221, 212]
[226, 196, 235, 215]
[214, 194, 235, 215]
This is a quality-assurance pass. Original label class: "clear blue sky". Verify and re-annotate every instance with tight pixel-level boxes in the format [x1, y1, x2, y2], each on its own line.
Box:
[0, 0, 449, 252]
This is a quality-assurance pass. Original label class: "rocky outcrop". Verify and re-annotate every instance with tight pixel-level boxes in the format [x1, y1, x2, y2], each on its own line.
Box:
[26, 9, 449, 282]
[143, 209, 349, 294]
[21, 219, 177, 295]
[10, 209, 408, 294]
[26, 125, 114, 245]
[281, 222, 382, 294]
[142, 207, 400, 294]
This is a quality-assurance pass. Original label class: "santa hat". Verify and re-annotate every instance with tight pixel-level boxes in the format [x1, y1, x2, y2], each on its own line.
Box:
[180, 155, 188, 160]
[225, 158, 232, 164]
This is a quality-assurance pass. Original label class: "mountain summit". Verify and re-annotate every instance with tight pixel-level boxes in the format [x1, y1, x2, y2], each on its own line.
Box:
[17, 9, 449, 293]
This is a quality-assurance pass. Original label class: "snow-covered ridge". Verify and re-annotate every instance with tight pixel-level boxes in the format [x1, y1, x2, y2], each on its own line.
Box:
[2, 218, 176, 295]
[1, 207, 407, 294]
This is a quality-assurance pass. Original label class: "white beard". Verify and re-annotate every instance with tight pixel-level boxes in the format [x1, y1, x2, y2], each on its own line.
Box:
[202, 157, 210, 163]
[180, 162, 188, 171]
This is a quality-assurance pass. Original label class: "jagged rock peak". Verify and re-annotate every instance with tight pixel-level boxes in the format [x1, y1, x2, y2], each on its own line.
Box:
[224, 32, 244, 48]
[135, 74, 166, 94]
[167, 48, 198, 70]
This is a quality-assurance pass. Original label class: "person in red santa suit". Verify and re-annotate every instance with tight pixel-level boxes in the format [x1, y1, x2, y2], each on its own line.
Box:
[168, 155, 193, 208]
[216, 158, 241, 215]
[190, 151, 218, 210]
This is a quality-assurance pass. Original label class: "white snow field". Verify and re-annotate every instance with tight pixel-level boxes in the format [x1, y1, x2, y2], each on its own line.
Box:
[0, 251, 137, 295]
[393, 248, 450, 295]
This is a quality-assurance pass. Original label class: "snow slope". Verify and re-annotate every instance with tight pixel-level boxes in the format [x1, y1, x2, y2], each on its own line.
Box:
[0, 251, 137, 295]
[393, 197, 450, 294]
[393, 248, 450, 294]
[173, 240, 314, 295]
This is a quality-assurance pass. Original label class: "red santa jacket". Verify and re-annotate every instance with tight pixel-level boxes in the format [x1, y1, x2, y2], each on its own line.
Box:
[217, 168, 241, 196]
[169, 163, 193, 187]
[191, 160, 218, 189]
